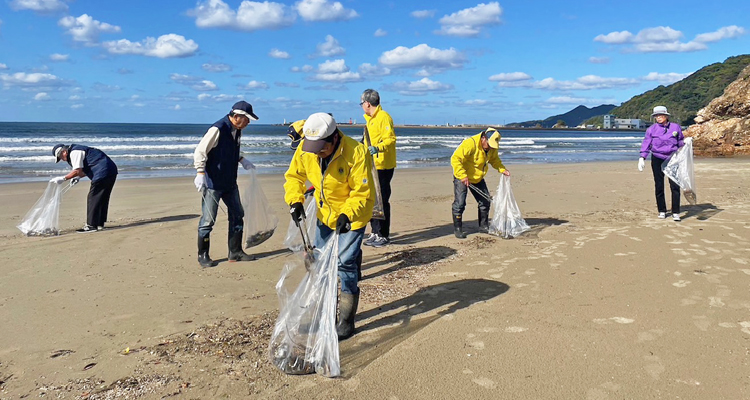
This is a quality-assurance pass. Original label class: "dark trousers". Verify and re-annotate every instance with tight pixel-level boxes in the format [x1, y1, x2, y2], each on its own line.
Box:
[370, 168, 394, 238]
[87, 174, 117, 227]
[452, 177, 490, 216]
[651, 156, 681, 213]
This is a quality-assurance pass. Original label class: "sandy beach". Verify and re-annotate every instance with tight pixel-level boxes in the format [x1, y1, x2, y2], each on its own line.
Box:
[1, 159, 749, 399]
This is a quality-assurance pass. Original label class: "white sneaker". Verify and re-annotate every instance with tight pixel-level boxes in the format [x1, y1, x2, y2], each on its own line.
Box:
[370, 235, 389, 248]
[658, 212, 666, 219]
[363, 233, 377, 246]
[672, 213, 681, 221]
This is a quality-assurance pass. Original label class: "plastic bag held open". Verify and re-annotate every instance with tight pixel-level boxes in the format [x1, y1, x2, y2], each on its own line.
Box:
[489, 175, 530, 239]
[283, 196, 317, 252]
[17, 181, 72, 236]
[242, 169, 279, 248]
[661, 139, 697, 205]
[269, 234, 341, 377]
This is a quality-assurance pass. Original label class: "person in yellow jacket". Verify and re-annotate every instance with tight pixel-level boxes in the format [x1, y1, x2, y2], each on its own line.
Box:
[450, 128, 510, 239]
[361, 89, 396, 247]
[284, 112, 374, 340]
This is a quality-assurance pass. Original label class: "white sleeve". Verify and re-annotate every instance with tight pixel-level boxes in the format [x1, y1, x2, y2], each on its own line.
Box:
[69, 150, 86, 170]
[194, 126, 221, 172]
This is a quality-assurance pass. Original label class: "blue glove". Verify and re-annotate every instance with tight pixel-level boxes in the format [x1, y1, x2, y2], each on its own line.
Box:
[368, 146, 378, 155]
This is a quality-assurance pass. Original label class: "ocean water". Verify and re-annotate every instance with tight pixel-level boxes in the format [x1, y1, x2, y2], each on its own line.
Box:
[0, 122, 644, 184]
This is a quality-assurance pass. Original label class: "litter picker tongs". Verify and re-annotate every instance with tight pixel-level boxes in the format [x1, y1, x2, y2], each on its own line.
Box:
[469, 183, 494, 202]
[295, 214, 315, 270]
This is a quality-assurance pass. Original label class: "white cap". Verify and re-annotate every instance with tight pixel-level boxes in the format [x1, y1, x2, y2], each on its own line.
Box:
[652, 106, 670, 116]
[301, 113, 337, 153]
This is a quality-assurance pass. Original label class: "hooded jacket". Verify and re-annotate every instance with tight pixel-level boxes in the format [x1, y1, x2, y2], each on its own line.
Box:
[451, 133, 506, 184]
[640, 121, 684, 159]
[284, 133, 375, 230]
[363, 105, 397, 170]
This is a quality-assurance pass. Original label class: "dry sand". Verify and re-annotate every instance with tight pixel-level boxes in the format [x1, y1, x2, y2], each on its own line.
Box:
[1, 159, 749, 399]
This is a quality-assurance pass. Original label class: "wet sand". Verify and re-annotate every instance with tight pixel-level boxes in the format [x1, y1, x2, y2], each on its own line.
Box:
[1, 159, 749, 399]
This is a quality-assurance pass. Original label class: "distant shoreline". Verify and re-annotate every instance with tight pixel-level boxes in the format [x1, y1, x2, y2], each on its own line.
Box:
[275, 122, 646, 133]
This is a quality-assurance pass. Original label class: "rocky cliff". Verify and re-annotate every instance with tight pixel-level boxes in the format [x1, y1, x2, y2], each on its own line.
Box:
[686, 63, 750, 156]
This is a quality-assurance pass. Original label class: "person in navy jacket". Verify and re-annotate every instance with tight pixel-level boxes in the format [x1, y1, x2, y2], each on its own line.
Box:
[192, 101, 258, 268]
[51, 144, 118, 233]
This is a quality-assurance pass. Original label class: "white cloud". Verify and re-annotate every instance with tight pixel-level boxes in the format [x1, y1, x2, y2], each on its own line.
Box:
[461, 99, 490, 106]
[315, 35, 345, 57]
[498, 75, 639, 91]
[694, 25, 746, 43]
[318, 59, 347, 73]
[296, 0, 358, 22]
[242, 80, 269, 90]
[102, 34, 199, 58]
[269, 48, 291, 59]
[378, 44, 466, 74]
[410, 9, 435, 19]
[385, 77, 453, 96]
[588, 56, 610, 64]
[49, 53, 69, 61]
[202, 63, 231, 72]
[189, 0, 295, 31]
[71, 103, 83, 109]
[374, 28, 387, 37]
[0, 63, 8, 70]
[69, 95, 81, 100]
[358, 63, 391, 76]
[0, 72, 64, 90]
[192, 80, 218, 91]
[642, 71, 691, 84]
[34, 92, 50, 101]
[633, 26, 682, 43]
[171, 104, 181, 111]
[489, 72, 532, 82]
[92, 82, 120, 92]
[546, 96, 588, 104]
[436, 2, 502, 38]
[10, 0, 67, 13]
[196, 93, 244, 102]
[634, 41, 706, 53]
[117, 68, 133, 74]
[275, 81, 300, 88]
[170, 73, 201, 83]
[594, 30, 633, 44]
[291, 65, 314, 72]
[58, 14, 121, 45]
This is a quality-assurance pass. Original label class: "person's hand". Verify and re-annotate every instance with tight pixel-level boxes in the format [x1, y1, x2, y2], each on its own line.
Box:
[70, 177, 80, 186]
[49, 176, 65, 184]
[368, 146, 378, 155]
[460, 177, 470, 187]
[194, 173, 206, 191]
[239, 158, 255, 170]
[502, 170, 511, 176]
[684, 137, 693, 145]
[637, 157, 645, 172]
[290, 202, 304, 223]
[336, 213, 351, 234]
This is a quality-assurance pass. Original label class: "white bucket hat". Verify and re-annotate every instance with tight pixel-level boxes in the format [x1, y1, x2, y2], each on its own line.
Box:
[652, 106, 670, 116]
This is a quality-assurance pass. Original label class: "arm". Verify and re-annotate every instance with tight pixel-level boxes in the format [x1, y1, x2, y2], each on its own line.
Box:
[675, 123, 685, 148]
[639, 127, 653, 158]
[283, 147, 308, 206]
[341, 144, 373, 220]
[488, 150, 507, 174]
[375, 115, 396, 152]
[450, 140, 470, 180]
[193, 127, 221, 173]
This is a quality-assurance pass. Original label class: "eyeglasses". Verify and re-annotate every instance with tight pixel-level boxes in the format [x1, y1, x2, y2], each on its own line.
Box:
[359, 101, 366, 106]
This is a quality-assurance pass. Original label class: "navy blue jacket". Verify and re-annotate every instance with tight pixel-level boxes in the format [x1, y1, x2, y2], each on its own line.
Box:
[67, 144, 118, 182]
[205, 116, 241, 191]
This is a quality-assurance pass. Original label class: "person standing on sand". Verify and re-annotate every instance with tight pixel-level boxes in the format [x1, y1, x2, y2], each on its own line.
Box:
[360, 89, 396, 248]
[193, 101, 258, 268]
[50, 143, 118, 233]
[450, 128, 510, 239]
[284, 112, 374, 340]
[638, 106, 685, 222]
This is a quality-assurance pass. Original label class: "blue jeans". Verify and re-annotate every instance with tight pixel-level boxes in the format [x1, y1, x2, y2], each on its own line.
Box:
[198, 186, 244, 240]
[315, 220, 364, 295]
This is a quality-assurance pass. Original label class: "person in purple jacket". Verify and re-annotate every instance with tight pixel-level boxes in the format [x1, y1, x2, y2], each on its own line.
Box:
[638, 106, 684, 221]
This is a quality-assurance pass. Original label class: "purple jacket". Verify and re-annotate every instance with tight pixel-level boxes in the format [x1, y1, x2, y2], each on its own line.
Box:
[640, 122, 684, 159]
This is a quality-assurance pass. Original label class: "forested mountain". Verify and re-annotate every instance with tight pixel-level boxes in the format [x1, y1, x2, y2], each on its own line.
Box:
[509, 104, 615, 128]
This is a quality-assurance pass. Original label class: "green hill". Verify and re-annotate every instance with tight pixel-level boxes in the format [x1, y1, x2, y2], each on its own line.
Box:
[509, 104, 616, 128]
[598, 54, 750, 126]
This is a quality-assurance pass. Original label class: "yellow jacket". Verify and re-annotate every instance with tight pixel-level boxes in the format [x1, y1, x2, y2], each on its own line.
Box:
[451, 133, 507, 184]
[284, 133, 375, 230]
[363, 105, 397, 170]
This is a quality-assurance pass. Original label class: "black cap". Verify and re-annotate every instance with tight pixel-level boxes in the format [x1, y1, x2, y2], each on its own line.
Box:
[231, 101, 259, 120]
[52, 144, 66, 163]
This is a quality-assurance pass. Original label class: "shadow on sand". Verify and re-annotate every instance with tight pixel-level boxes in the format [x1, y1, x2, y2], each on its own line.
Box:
[340, 279, 509, 376]
[361, 245, 457, 280]
[515, 217, 568, 238]
[684, 203, 722, 221]
[100, 214, 200, 231]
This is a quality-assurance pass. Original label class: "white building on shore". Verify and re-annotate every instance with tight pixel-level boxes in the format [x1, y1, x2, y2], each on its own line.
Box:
[603, 114, 646, 130]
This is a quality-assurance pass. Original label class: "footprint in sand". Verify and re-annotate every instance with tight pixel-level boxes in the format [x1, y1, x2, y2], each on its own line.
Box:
[708, 297, 725, 307]
[468, 341, 485, 350]
[692, 316, 711, 331]
[741, 269, 750, 276]
[718, 322, 736, 328]
[732, 258, 748, 265]
[672, 280, 691, 288]
[643, 355, 665, 380]
[741, 322, 750, 335]
[593, 317, 634, 325]
[472, 377, 497, 389]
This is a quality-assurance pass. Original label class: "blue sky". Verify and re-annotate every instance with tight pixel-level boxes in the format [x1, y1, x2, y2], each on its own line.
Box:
[0, 0, 747, 125]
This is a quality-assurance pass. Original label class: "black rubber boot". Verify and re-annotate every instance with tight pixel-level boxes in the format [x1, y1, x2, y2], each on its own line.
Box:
[337, 292, 359, 340]
[198, 236, 215, 268]
[453, 214, 467, 239]
[478, 209, 490, 234]
[228, 231, 255, 262]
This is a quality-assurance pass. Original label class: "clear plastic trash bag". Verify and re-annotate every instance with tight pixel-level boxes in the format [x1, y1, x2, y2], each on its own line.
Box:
[269, 234, 341, 377]
[17, 181, 71, 236]
[489, 175, 530, 239]
[661, 140, 697, 205]
[283, 196, 317, 252]
[242, 169, 279, 248]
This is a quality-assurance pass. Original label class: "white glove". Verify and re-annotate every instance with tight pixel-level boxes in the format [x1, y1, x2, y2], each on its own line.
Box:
[637, 157, 645, 172]
[194, 173, 206, 191]
[684, 137, 693, 145]
[70, 177, 80, 186]
[50, 176, 66, 184]
[239, 158, 255, 170]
